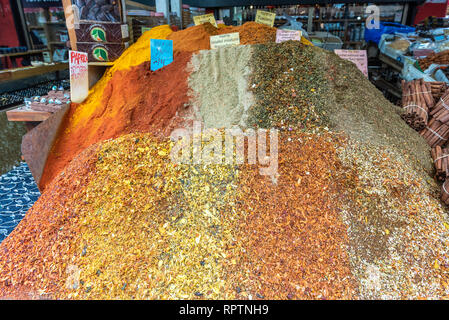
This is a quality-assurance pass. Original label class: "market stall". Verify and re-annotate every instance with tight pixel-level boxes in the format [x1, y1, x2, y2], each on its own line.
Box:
[3, 0, 449, 305]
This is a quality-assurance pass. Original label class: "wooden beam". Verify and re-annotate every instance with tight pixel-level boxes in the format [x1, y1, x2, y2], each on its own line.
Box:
[126, 0, 153, 10]
[62, 0, 77, 51]
[379, 53, 403, 72]
[6, 107, 52, 122]
[0, 49, 48, 59]
[307, 7, 314, 33]
[0, 63, 68, 83]
[402, 3, 409, 25]
[22, 105, 70, 190]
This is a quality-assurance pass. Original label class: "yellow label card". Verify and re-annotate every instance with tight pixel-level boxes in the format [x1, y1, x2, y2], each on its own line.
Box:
[210, 32, 240, 49]
[255, 10, 276, 27]
[193, 13, 218, 28]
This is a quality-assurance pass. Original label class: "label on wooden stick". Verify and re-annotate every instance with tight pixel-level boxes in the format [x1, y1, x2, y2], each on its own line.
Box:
[276, 29, 302, 43]
[255, 10, 276, 27]
[334, 49, 368, 77]
[210, 33, 240, 49]
[150, 39, 173, 71]
[193, 13, 217, 28]
[69, 50, 88, 103]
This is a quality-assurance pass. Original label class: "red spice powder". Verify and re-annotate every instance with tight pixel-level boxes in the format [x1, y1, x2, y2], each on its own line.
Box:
[166, 22, 276, 53]
[0, 144, 99, 299]
[225, 133, 357, 299]
[167, 23, 218, 52]
[39, 51, 192, 191]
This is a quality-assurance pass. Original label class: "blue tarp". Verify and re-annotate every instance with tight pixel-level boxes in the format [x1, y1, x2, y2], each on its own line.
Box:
[0, 163, 40, 243]
[365, 22, 416, 45]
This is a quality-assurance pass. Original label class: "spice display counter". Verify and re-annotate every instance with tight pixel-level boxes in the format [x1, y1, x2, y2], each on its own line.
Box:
[6, 106, 51, 131]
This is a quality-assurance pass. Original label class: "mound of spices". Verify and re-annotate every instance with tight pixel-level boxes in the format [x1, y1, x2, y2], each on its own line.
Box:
[38, 25, 173, 190]
[218, 22, 276, 44]
[40, 52, 192, 191]
[48, 133, 240, 299]
[225, 132, 357, 300]
[248, 41, 328, 130]
[167, 23, 219, 52]
[3, 34, 449, 301]
[0, 144, 100, 299]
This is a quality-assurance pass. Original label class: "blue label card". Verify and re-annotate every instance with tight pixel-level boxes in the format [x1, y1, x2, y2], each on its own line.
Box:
[150, 39, 173, 71]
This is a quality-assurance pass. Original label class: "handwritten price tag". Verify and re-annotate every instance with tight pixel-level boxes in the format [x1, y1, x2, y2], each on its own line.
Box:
[334, 49, 368, 77]
[193, 13, 217, 28]
[151, 39, 173, 71]
[276, 29, 302, 43]
[210, 32, 240, 49]
[69, 50, 88, 103]
[255, 10, 276, 27]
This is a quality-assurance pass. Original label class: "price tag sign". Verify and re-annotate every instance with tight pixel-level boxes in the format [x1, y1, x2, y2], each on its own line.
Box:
[193, 13, 217, 28]
[276, 29, 302, 43]
[69, 50, 88, 103]
[151, 39, 173, 71]
[210, 32, 240, 49]
[255, 10, 276, 27]
[334, 49, 368, 77]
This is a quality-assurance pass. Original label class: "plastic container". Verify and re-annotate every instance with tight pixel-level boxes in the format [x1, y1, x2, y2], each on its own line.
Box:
[402, 62, 435, 82]
[309, 32, 343, 51]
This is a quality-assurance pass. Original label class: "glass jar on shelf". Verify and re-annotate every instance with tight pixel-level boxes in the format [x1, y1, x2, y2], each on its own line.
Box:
[49, 7, 65, 22]
[37, 8, 47, 26]
[24, 8, 37, 26]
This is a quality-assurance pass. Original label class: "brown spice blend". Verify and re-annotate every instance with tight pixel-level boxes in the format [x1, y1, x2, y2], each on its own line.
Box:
[218, 22, 276, 45]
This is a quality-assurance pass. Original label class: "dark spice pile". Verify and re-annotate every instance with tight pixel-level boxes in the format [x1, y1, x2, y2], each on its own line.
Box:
[247, 41, 329, 130]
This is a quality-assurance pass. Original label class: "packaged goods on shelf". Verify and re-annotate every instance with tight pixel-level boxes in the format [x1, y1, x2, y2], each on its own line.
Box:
[76, 42, 129, 62]
[72, 0, 122, 23]
[75, 23, 129, 43]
